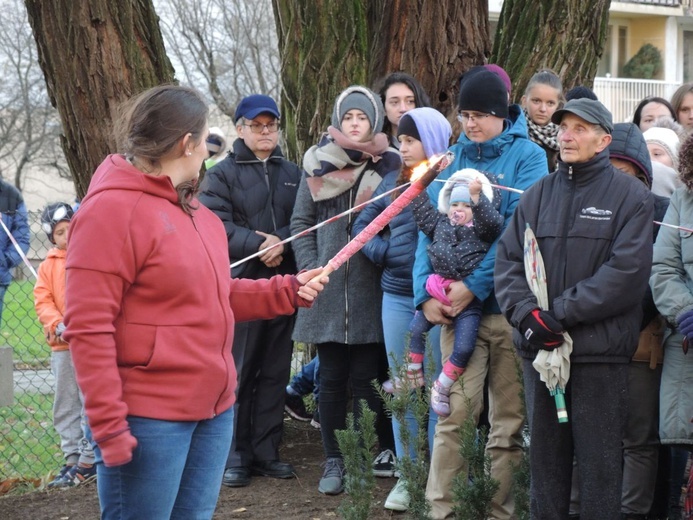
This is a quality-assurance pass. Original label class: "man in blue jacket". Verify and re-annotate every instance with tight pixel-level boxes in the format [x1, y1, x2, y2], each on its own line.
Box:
[417, 68, 547, 520]
[0, 178, 29, 328]
[199, 95, 301, 488]
[495, 99, 654, 518]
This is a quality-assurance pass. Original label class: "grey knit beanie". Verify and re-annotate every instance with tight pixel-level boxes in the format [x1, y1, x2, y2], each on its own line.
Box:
[331, 86, 385, 134]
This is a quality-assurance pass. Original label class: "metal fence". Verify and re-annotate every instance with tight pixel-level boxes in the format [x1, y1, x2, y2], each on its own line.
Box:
[593, 76, 682, 124]
[0, 211, 314, 486]
[1, 211, 74, 484]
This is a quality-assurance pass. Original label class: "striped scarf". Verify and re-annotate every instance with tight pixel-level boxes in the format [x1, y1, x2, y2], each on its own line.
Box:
[524, 108, 559, 151]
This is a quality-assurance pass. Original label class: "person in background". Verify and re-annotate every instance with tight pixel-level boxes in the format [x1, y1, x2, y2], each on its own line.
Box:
[496, 98, 654, 519]
[484, 64, 512, 99]
[204, 126, 227, 169]
[610, 123, 669, 520]
[632, 97, 677, 133]
[291, 85, 401, 496]
[564, 85, 598, 102]
[199, 94, 302, 488]
[35, 202, 96, 489]
[0, 177, 29, 328]
[644, 125, 683, 197]
[671, 83, 693, 132]
[63, 84, 328, 519]
[284, 354, 320, 429]
[419, 67, 547, 520]
[650, 132, 693, 520]
[376, 72, 431, 149]
[671, 82, 693, 134]
[521, 69, 563, 171]
[353, 106, 450, 511]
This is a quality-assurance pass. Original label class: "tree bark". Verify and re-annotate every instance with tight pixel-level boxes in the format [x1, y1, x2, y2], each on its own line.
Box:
[23, 0, 174, 199]
[369, 0, 489, 115]
[272, 0, 489, 163]
[491, 0, 612, 103]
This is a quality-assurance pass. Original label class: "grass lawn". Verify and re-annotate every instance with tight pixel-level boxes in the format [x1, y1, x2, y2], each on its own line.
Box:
[0, 392, 61, 482]
[1, 280, 48, 369]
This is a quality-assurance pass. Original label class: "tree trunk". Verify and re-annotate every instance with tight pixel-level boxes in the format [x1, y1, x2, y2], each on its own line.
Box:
[491, 0, 612, 103]
[369, 0, 489, 115]
[272, 0, 489, 163]
[23, 0, 174, 199]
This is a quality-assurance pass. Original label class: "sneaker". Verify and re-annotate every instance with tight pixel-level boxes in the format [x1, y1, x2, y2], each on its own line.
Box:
[382, 368, 425, 394]
[66, 464, 97, 486]
[373, 449, 396, 478]
[384, 478, 410, 511]
[431, 379, 451, 417]
[284, 392, 312, 422]
[47, 464, 73, 488]
[310, 407, 320, 429]
[318, 457, 345, 495]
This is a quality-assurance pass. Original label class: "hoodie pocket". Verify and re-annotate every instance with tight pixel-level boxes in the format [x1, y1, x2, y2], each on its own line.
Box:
[115, 323, 156, 367]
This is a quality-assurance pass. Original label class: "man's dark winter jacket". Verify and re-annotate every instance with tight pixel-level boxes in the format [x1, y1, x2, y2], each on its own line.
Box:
[495, 149, 654, 363]
[199, 139, 301, 279]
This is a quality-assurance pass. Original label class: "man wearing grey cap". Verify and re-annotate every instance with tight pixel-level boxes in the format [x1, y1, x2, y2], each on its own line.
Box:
[495, 98, 654, 518]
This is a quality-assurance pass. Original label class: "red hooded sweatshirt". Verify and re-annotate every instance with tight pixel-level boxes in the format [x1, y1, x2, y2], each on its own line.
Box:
[64, 155, 308, 466]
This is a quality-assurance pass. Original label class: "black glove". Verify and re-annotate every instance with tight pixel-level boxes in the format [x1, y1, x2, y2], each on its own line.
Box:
[520, 309, 564, 350]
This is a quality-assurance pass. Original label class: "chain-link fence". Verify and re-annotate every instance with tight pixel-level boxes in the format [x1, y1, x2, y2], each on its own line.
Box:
[0, 210, 316, 487]
[1, 210, 64, 483]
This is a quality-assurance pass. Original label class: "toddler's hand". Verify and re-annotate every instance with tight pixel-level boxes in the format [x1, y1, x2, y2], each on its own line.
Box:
[469, 178, 482, 197]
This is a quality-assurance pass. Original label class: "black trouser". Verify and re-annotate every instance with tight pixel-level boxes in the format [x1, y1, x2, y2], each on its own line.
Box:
[226, 315, 295, 468]
[524, 360, 627, 520]
[317, 342, 382, 459]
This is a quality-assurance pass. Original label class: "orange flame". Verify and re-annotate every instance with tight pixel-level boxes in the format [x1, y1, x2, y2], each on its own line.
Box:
[410, 154, 444, 182]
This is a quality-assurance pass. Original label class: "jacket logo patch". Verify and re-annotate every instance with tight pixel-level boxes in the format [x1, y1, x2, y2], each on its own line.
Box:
[284, 182, 297, 187]
[580, 207, 612, 221]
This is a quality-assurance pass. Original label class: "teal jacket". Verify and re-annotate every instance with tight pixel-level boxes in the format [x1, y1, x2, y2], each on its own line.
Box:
[412, 105, 547, 313]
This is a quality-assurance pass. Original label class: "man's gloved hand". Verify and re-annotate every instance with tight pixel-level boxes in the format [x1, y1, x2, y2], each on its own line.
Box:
[520, 309, 564, 350]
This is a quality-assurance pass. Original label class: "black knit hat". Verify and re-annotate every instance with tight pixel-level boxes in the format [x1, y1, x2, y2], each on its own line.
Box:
[397, 113, 421, 141]
[458, 68, 509, 119]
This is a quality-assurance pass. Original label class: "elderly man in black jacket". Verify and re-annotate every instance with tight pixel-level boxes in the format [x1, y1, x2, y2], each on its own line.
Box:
[495, 99, 654, 519]
[199, 95, 301, 488]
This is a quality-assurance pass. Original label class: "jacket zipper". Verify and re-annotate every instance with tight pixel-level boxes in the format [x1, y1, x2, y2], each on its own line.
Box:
[262, 161, 278, 232]
[560, 166, 575, 288]
[192, 213, 228, 418]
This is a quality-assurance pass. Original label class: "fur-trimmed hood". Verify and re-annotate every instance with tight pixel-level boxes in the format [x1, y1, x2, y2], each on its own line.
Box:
[679, 133, 693, 191]
[437, 168, 494, 213]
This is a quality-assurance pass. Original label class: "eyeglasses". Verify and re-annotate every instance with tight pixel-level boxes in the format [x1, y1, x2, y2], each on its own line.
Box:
[243, 122, 279, 133]
[457, 112, 491, 123]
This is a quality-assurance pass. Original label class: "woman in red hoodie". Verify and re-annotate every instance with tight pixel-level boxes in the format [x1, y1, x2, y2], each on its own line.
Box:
[63, 85, 327, 520]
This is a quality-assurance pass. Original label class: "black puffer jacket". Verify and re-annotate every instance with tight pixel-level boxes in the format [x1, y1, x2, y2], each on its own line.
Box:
[496, 149, 655, 363]
[199, 139, 301, 279]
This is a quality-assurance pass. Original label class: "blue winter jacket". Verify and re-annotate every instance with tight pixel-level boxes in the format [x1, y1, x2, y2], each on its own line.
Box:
[352, 171, 417, 296]
[412, 105, 547, 313]
[0, 180, 29, 286]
